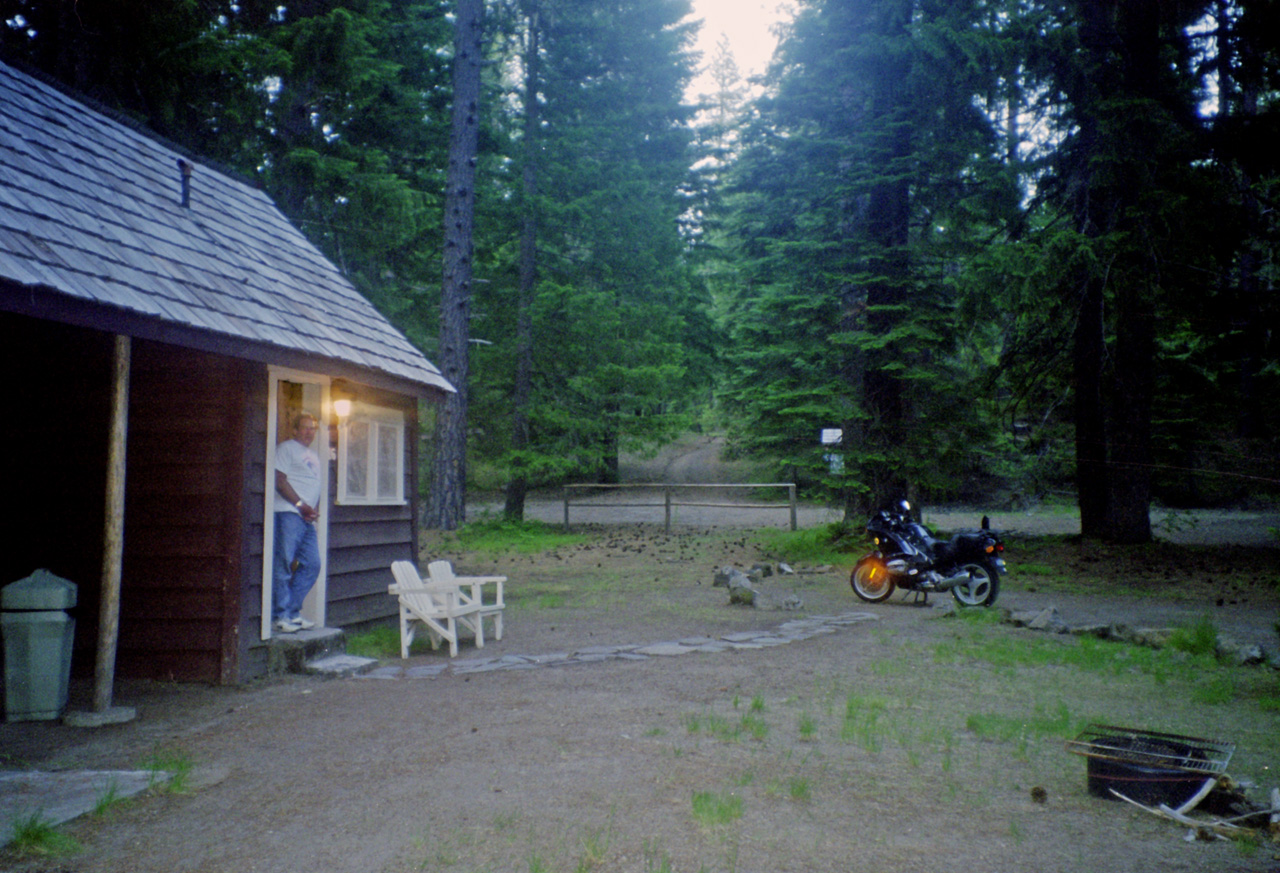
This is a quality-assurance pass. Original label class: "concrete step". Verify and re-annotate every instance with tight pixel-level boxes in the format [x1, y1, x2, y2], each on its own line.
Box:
[266, 626, 354, 676]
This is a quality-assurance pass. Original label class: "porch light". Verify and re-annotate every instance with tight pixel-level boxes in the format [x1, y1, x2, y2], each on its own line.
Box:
[333, 398, 353, 419]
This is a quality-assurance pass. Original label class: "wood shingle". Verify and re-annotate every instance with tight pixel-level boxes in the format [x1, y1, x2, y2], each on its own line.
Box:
[0, 59, 452, 396]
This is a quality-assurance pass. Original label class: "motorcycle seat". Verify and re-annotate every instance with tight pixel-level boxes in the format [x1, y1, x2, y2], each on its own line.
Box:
[929, 533, 986, 564]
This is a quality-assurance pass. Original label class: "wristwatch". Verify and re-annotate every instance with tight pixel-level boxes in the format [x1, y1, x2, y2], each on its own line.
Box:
[295, 499, 305, 508]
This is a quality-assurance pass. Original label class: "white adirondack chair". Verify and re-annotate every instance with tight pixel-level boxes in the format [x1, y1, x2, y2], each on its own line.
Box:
[425, 560, 506, 643]
[388, 560, 485, 658]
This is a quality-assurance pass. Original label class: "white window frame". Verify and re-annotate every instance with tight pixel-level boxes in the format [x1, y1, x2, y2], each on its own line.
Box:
[336, 403, 407, 506]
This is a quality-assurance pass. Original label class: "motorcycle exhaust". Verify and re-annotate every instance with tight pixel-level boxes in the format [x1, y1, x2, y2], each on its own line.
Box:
[933, 570, 974, 592]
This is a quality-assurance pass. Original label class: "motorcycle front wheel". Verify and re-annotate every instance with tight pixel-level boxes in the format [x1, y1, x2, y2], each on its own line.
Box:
[951, 560, 1000, 607]
[851, 558, 895, 603]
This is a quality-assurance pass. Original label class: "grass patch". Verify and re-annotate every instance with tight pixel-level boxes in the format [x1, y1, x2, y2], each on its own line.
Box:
[841, 694, 889, 752]
[965, 701, 1075, 743]
[684, 707, 769, 743]
[1167, 615, 1219, 657]
[344, 624, 428, 659]
[752, 523, 855, 564]
[788, 777, 812, 802]
[6, 811, 81, 857]
[139, 746, 194, 794]
[740, 714, 769, 741]
[92, 777, 128, 816]
[442, 516, 587, 555]
[691, 791, 743, 827]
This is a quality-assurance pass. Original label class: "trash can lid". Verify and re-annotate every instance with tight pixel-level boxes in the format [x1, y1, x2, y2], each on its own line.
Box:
[2, 569, 78, 610]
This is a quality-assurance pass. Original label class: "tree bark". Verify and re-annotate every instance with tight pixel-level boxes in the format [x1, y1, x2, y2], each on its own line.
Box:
[427, 0, 485, 530]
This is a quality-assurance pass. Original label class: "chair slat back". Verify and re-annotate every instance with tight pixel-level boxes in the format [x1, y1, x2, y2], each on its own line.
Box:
[426, 560, 456, 584]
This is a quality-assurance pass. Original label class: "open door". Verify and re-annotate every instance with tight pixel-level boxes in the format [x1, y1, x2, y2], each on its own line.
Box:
[261, 369, 331, 640]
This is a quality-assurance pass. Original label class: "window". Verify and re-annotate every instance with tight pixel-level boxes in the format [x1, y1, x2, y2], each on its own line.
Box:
[337, 405, 405, 505]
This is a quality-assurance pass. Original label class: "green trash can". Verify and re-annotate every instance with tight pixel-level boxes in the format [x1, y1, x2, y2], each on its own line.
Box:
[2, 569, 78, 722]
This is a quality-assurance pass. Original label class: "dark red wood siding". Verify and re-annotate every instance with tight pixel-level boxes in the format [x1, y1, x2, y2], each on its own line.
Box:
[117, 341, 250, 683]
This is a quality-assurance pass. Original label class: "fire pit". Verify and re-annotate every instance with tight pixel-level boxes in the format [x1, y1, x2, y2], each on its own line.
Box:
[1066, 724, 1235, 812]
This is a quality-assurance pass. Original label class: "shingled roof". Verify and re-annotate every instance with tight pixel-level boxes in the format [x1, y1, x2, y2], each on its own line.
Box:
[0, 59, 453, 396]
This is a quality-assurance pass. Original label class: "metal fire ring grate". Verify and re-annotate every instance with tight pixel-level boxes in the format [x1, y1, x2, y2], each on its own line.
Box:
[1065, 724, 1235, 777]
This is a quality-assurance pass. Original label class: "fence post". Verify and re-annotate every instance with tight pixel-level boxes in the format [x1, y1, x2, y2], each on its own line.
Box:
[664, 485, 672, 534]
[563, 488, 571, 531]
[788, 484, 797, 531]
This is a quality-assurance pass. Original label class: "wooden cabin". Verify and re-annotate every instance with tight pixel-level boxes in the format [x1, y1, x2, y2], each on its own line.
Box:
[0, 60, 454, 685]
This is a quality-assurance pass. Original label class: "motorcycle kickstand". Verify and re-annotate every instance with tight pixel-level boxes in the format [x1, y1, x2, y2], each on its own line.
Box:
[909, 590, 930, 606]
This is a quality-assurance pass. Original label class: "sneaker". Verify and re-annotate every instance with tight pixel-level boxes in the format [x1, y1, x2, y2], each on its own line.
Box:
[274, 618, 301, 633]
[293, 617, 316, 630]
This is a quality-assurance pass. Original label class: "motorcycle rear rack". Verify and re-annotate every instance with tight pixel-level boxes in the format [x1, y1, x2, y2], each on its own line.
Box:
[1065, 724, 1234, 777]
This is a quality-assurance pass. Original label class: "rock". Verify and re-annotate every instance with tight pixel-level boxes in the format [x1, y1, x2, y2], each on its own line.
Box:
[728, 576, 756, 606]
[1104, 623, 1133, 643]
[750, 563, 774, 578]
[778, 562, 795, 575]
[1010, 608, 1044, 627]
[716, 566, 754, 589]
[1219, 641, 1266, 667]
[1129, 627, 1175, 648]
[1212, 635, 1267, 665]
[755, 592, 804, 611]
[1026, 607, 1070, 634]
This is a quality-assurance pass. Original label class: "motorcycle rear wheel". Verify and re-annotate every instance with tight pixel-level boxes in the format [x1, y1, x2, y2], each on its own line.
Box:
[951, 559, 1000, 607]
[851, 559, 895, 603]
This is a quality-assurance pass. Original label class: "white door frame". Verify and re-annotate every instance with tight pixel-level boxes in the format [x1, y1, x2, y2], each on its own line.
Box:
[261, 367, 331, 640]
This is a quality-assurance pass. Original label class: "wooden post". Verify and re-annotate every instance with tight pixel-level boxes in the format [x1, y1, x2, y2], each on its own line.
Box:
[664, 486, 672, 534]
[563, 487, 571, 532]
[788, 484, 797, 531]
[94, 334, 130, 713]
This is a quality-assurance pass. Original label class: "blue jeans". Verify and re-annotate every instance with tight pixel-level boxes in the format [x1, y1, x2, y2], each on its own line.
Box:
[273, 512, 320, 622]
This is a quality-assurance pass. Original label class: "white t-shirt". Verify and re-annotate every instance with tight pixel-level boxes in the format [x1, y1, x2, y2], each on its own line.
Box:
[274, 438, 323, 514]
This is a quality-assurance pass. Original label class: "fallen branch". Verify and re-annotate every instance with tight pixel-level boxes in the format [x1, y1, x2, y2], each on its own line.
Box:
[1108, 788, 1275, 843]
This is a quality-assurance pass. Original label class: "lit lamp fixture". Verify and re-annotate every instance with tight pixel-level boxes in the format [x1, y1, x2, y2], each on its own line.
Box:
[331, 381, 355, 421]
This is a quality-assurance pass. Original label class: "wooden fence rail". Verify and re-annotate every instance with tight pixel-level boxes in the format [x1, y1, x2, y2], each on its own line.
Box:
[562, 483, 798, 533]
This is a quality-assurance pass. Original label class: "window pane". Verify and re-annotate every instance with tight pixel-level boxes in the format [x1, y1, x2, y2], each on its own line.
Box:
[376, 423, 400, 500]
[346, 420, 370, 498]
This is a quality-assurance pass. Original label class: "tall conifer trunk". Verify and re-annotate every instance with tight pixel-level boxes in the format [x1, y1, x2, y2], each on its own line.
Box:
[428, 0, 485, 530]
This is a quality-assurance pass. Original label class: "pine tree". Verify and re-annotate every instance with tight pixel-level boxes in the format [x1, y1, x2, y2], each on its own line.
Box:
[718, 0, 1021, 516]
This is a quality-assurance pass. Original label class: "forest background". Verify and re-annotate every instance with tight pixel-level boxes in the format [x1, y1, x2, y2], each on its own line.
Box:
[3, 0, 1277, 544]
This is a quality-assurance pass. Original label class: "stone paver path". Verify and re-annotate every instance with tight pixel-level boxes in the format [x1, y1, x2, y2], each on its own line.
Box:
[355, 611, 880, 679]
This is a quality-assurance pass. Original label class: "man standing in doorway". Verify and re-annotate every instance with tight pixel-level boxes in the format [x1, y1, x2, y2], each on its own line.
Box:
[273, 411, 322, 633]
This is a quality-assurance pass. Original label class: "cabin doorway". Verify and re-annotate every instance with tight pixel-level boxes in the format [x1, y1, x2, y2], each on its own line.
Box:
[261, 369, 331, 640]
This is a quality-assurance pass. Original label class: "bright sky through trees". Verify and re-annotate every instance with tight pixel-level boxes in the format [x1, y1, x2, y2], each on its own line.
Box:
[686, 0, 795, 97]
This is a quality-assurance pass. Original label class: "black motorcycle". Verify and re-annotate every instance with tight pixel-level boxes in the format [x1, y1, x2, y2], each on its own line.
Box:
[850, 501, 1006, 606]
